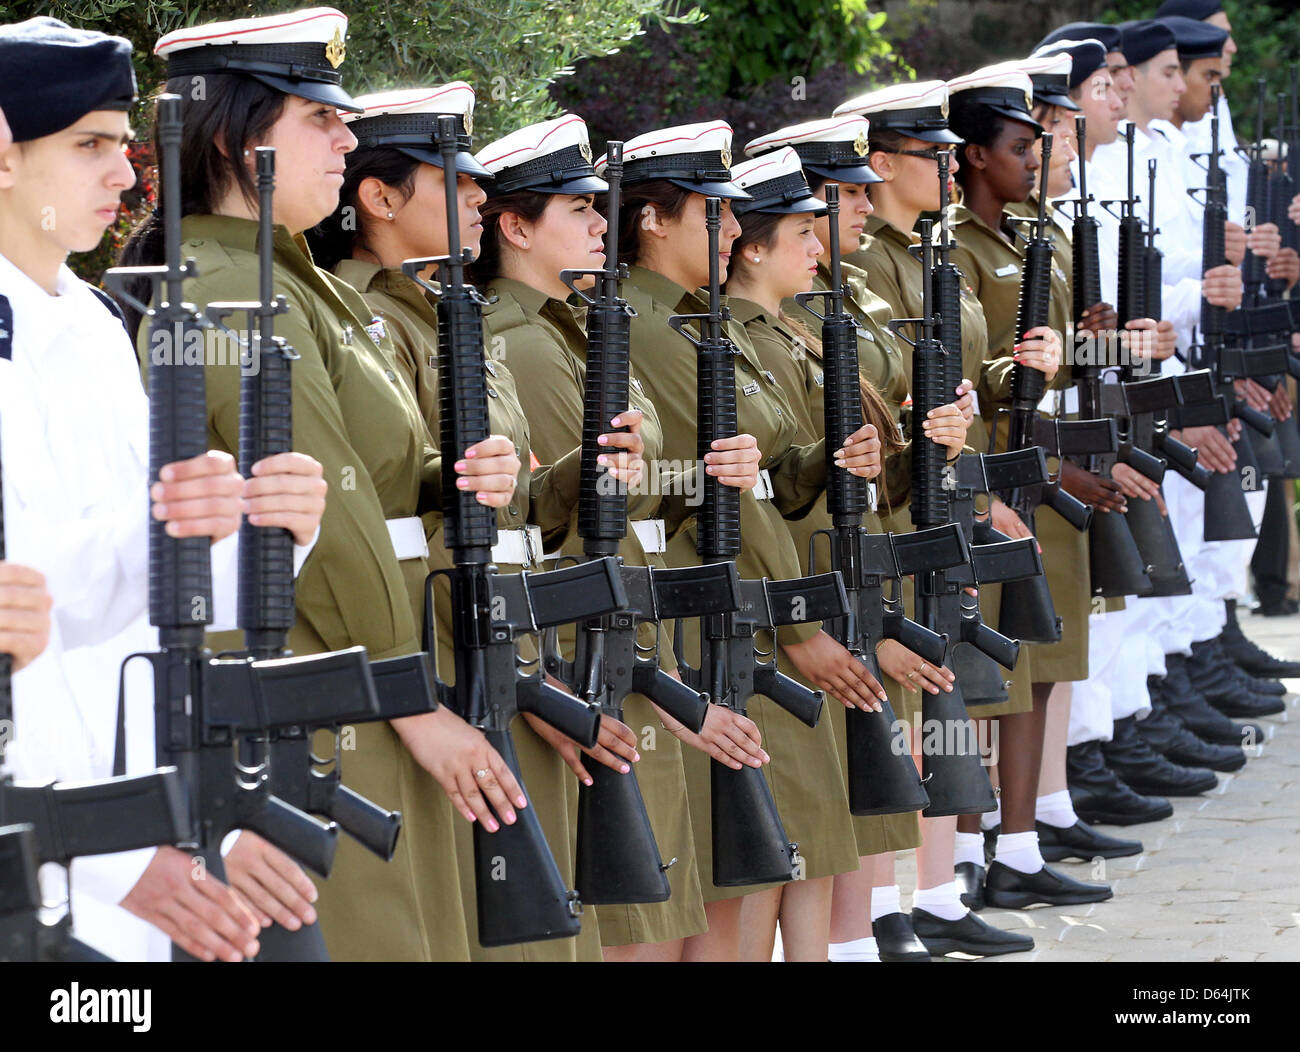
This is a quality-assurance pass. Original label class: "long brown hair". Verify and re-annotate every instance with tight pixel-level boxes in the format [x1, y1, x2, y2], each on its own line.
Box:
[729, 208, 905, 460]
[600, 179, 692, 266]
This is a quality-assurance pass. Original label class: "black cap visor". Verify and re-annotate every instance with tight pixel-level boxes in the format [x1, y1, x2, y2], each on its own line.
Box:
[397, 146, 495, 180]
[665, 176, 752, 200]
[804, 161, 883, 185]
[249, 72, 363, 113]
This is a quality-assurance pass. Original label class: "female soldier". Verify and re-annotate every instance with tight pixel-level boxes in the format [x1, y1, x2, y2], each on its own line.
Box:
[606, 121, 887, 961]
[467, 113, 770, 961]
[747, 111, 1032, 959]
[721, 143, 971, 960]
[945, 64, 1113, 913]
[308, 89, 651, 961]
[119, 11, 533, 962]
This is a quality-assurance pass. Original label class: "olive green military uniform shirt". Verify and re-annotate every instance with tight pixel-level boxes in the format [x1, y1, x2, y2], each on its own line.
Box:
[147, 215, 468, 962]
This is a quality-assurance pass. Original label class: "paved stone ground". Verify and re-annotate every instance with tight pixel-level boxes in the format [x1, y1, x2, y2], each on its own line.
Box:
[919, 608, 1300, 963]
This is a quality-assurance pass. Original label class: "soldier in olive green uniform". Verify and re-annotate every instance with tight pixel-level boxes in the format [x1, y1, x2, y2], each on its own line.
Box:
[314, 88, 646, 961]
[123, 20, 532, 962]
[945, 64, 1114, 913]
[467, 114, 772, 958]
[606, 122, 890, 961]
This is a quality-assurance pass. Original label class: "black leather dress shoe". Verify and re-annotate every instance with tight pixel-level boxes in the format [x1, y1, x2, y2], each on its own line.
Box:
[1162, 656, 1264, 745]
[1188, 641, 1288, 717]
[955, 861, 986, 911]
[1102, 717, 1219, 796]
[871, 911, 931, 962]
[910, 907, 1034, 957]
[1253, 598, 1299, 617]
[1067, 740, 1174, 826]
[1037, 820, 1142, 861]
[984, 861, 1113, 909]
[1134, 707, 1247, 772]
[1244, 675, 1287, 696]
[1219, 601, 1300, 677]
[1203, 688, 1286, 719]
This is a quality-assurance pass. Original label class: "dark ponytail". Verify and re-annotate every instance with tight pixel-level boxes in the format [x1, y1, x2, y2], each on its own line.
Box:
[115, 74, 287, 340]
[305, 147, 420, 272]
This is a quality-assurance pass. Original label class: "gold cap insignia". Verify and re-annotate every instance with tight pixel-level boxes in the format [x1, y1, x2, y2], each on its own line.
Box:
[325, 27, 346, 69]
[720, 145, 732, 169]
[464, 111, 473, 137]
[940, 95, 949, 118]
[1024, 89, 1033, 111]
[853, 128, 869, 156]
[579, 140, 592, 163]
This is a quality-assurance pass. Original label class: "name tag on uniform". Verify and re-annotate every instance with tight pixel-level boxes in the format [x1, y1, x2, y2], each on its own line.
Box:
[762, 370, 777, 385]
[366, 316, 387, 345]
[1053, 266, 1067, 283]
[861, 329, 875, 342]
[341, 324, 354, 346]
[485, 359, 498, 376]
[742, 380, 760, 396]
[995, 263, 1019, 278]
[813, 372, 825, 386]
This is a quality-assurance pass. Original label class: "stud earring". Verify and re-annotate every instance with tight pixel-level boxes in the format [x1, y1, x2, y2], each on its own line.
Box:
[387, 211, 394, 220]
[752, 255, 761, 264]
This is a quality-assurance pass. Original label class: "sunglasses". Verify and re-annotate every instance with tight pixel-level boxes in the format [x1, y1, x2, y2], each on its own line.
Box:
[873, 146, 956, 162]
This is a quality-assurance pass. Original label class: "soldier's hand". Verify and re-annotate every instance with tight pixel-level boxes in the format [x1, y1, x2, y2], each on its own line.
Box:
[835, 422, 882, 478]
[923, 403, 969, 457]
[393, 706, 527, 830]
[1245, 221, 1281, 261]
[1060, 460, 1125, 512]
[1291, 192, 1300, 225]
[1269, 381, 1293, 422]
[0, 563, 52, 672]
[705, 432, 762, 490]
[782, 630, 889, 712]
[1223, 220, 1247, 265]
[876, 639, 955, 695]
[988, 497, 1039, 550]
[524, 705, 639, 784]
[223, 832, 318, 932]
[1235, 378, 1272, 414]
[1079, 301, 1118, 337]
[596, 409, 645, 489]
[656, 697, 768, 770]
[1202, 264, 1243, 310]
[455, 435, 521, 508]
[1121, 317, 1174, 363]
[243, 452, 327, 546]
[1111, 462, 1161, 502]
[1266, 247, 1300, 289]
[151, 450, 244, 542]
[120, 846, 261, 963]
[1173, 426, 1236, 473]
[954, 378, 976, 426]
[1014, 325, 1061, 381]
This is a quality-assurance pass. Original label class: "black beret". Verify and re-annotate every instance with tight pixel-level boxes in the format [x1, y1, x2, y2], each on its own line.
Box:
[1036, 22, 1123, 56]
[1158, 15, 1229, 59]
[1037, 40, 1110, 92]
[1119, 20, 1179, 67]
[0, 17, 135, 143]
[1154, 0, 1223, 20]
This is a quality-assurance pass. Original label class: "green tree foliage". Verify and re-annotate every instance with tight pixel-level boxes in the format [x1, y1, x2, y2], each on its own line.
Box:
[1100, 0, 1300, 136]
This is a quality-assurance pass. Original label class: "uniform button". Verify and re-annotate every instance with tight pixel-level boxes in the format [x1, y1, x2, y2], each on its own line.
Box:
[189, 239, 204, 247]
[385, 369, 397, 382]
[775, 408, 782, 417]
[508, 505, 519, 515]
[487, 387, 499, 398]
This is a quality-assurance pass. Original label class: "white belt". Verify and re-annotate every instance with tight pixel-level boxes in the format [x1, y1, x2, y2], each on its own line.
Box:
[492, 525, 543, 568]
[631, 518, 667, 554]
[752, 468, 774, 501]
[387, 516, 429, 561]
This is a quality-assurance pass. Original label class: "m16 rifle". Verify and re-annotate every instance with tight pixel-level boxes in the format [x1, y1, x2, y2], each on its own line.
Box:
[670, 197, 849, 882]
[408, 117, 628, 947]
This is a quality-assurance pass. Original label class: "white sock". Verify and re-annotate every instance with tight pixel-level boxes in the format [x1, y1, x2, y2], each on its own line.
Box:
[1035, 789, 1078, 829]
[995, 831, 1045, 874]
[828, 936, 879, 962]
[980, 800, 1002, 831]
[869, 884, 901, 922]
[954, 831, 985, 868]
[912, 881, 968, 921]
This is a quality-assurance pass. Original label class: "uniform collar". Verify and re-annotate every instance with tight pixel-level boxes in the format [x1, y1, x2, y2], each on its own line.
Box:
[486, 275, 553, 318]
[864, 213, 915, 248]
[626, 263, 702, 311]
[0, 251, 105, 362]
[725, 295, 771, 325]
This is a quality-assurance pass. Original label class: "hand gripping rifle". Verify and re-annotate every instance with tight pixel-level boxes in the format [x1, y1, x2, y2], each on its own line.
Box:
[670, 197, 847, 883]
[795, 184, 932, 817]
[994, 133, 1092, 642]
[1187, 86, 1276, 541]
[1266, 87, 1296, 301]
[547, 143, 733, 905]
[408, 117, 627, 947]
[0, 430, 189, 962]
[202, 148, 439, 880]
[105, 99, 361, 965]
